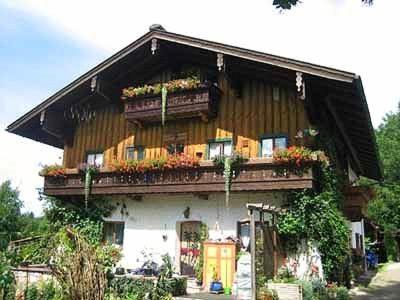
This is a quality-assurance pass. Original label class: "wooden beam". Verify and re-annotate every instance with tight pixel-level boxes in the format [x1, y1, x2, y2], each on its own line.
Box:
[324, 96, 363, 175]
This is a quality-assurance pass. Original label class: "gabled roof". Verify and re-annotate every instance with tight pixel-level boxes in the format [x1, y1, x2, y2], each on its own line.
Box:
[6, 25, 382, 180]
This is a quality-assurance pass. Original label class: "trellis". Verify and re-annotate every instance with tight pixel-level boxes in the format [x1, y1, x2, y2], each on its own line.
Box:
[247, 203, 286, 300]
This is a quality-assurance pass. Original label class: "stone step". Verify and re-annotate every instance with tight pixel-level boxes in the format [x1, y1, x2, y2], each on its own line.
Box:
[186, 278, 205, 294]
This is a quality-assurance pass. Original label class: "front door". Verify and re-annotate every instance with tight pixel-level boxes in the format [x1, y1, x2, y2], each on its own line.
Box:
[180, 221, 201, 276]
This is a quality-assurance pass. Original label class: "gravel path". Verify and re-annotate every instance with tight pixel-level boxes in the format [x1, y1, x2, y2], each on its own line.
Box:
[351, 262, 400, 300]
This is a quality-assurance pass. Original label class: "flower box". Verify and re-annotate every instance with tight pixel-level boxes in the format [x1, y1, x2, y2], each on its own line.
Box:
[124, 83, 221, 123]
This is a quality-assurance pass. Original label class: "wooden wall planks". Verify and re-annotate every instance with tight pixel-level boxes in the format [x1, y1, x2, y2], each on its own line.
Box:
[63, 75, 309, 168]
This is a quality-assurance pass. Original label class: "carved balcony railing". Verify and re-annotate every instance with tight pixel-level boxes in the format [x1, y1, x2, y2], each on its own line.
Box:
[43, 160, 316, 197]
[124, 83, 221, 124]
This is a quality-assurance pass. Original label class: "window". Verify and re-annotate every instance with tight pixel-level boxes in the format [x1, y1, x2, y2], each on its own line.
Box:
[104, 222, 124, 246]
[167, 143, 184, 155]
[208, 140, 232, 159]
[86, 152, 104, 166]
[260, 136, 287, 158]
[126, 146, 145, 160]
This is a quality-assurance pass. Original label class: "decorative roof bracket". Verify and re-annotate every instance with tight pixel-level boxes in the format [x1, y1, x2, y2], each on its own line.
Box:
[296, 71, 306, 100]
[151, 38, 158, 55]
[217, 53, 224, 71]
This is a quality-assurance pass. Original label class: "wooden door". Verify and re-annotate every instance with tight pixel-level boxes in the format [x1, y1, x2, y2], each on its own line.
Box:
[203, 242, 236, 289]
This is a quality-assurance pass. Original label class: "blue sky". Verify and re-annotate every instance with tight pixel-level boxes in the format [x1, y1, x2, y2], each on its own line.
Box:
[1, 0, 399, 216]
[0, 3, 106, 215]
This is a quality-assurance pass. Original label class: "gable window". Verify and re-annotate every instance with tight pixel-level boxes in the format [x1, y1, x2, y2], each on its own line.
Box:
[260, 136, 287, 158]
[104, 222, 124, 246]
[126, 145, 145, 160]
[208, 140, 232, 159]
[86, 151, 104, 166]
[167, 143, 184, 155]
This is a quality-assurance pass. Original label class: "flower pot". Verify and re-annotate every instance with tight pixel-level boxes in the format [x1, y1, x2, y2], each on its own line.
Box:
[224, 287, 231, 295]
[210, 281, 223, 293]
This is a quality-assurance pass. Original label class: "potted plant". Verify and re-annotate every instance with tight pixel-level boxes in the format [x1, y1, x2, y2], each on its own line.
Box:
[194, 261, 203, 286]
[209, 267, 223, 294]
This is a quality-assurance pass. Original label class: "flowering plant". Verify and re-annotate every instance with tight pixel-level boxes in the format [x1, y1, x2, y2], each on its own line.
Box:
[121, 77, 202, 100]
[111, 154, 199, 174]
[273, 146, 329, 167]
[39, 164, 67, 178]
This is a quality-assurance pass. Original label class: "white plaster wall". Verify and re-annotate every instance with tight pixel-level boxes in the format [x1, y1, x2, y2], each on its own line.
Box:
[104, 192, 284, 270]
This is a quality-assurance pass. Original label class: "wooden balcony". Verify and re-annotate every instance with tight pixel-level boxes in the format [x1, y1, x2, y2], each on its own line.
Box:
[124, 83, 221, 124]
[43, 160, 315, 197]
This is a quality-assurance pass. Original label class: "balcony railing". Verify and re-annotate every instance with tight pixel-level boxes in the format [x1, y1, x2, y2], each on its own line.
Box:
[43, 159, 315, 197]
[124, 83, 221, 123]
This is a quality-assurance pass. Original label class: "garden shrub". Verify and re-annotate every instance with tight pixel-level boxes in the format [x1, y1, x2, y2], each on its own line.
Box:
[0, 251, 15, 300]
[107, 277, 153, 299]
[335, 286, 350, 300]
[23, 280, 64, 300]
[384, 229, 398, 261]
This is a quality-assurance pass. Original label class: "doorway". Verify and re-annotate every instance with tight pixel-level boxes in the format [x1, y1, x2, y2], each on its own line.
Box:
[180, 221, 202, 276]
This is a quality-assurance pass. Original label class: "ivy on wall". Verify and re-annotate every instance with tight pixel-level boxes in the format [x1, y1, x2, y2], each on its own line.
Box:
[277, 167, 350, 282]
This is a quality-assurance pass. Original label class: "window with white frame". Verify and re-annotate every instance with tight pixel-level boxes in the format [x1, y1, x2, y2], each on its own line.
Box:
[260, 136, 287, 158]
[208, 140, 232, 159]
[86, 151, 104, 166]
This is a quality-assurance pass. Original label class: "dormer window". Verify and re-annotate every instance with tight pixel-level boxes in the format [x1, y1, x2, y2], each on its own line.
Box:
[126, 146, 145, 161]
[260, 136, 287, 158]
[86, 151, 104, 166]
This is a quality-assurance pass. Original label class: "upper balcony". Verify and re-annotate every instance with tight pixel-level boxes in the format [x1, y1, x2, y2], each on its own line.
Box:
[123, 82, 221, 124]
[42, 159, 316, 197]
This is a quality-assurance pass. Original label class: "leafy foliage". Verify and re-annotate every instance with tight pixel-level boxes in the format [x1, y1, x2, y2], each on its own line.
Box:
[43, 196, 114, 245]
[50, 228, 121, 300]
[194, 223, 208, 282]
[23, 280, 65, 300]
[273, 0, 373, 10]
[0, 181, 22, 250]
[107, 255, 186, 300]
[376, 103, 400, 182]
[278, 167, 350, 282]
[0, 252, 15, 300]
[367, 103, 400, 260]
[121, 77, 201, 100]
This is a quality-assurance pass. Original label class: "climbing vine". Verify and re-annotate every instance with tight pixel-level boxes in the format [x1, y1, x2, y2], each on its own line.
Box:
[277, 166, 350, 282]
[213, 152, 247, 206]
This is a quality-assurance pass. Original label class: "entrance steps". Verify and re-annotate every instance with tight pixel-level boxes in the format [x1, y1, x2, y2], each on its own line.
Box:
[186, 278, 205, 294]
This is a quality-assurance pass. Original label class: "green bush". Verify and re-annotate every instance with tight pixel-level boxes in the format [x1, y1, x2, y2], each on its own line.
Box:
[335, 286, 350, 300]
[108, 277, 154, 299]
[107, 276, 187, 300]
[384, 230, 398, 261]
[0, 252, 15, 300]
[24, 280, 64, 300]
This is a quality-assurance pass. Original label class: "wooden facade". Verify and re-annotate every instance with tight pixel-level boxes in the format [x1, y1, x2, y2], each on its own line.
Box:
[63, 75, 309, 169]
[7, 26, 382, 197]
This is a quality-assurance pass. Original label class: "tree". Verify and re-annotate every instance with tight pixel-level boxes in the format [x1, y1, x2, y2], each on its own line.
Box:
[273, 0, 374, 10]
[0, 181, 22, 250]
[368, 102, 400, 260]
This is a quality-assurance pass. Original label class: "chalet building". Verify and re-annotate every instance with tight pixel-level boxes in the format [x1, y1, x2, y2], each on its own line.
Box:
[7, 25, 381, 285]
